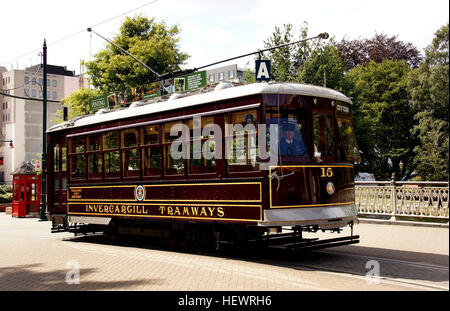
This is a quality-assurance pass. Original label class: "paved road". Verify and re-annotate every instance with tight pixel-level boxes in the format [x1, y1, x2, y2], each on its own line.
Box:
[0, 213, 448, 291]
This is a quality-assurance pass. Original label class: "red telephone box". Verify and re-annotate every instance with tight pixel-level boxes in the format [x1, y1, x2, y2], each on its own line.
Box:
[11, 162, 41, 218]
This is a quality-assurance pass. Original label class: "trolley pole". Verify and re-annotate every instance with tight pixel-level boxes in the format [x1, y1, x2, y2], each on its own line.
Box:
[39, 39, 48, 221]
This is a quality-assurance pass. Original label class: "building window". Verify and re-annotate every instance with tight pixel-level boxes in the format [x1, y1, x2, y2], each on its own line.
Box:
[47, 79, 50, 87]
[52, 80, 57, 87]
[39, 78, 43, 86]
[32, 89, 36, 97]
[52, 91, 57, 99]
[24, 76, 29, 84]
[209, 74, 215, 83]
[24, 89, 29, 96]
[32, 78, 36, 85]
[218, 72, 224, 81]
[39, 91, 43, 98]
[228, 70, 234, 79]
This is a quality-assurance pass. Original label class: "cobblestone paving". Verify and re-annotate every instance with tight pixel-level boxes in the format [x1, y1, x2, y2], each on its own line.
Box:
[0, 214, 448, 291]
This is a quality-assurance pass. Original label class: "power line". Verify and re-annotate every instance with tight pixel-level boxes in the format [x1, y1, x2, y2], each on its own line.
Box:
[0, 91, 60, 103]
[0, 0, 161, 66]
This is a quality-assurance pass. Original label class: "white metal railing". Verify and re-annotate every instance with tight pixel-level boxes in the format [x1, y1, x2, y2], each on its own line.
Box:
[355, 180, 449, 221]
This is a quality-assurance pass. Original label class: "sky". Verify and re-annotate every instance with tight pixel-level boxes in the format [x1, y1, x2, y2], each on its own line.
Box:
[0, 0, 448, 75]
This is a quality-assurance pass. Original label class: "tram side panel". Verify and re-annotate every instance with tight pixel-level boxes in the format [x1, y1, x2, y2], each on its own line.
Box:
[66, 182, 263, 226]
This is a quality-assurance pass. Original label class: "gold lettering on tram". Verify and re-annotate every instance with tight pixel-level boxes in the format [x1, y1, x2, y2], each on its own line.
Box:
[320, 167, 334, 178]
[86, 204, 149, 215]
[158, 205, 224, 218]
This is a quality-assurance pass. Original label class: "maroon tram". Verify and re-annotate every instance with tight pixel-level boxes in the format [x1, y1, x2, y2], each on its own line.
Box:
[47, 82, 361, 250]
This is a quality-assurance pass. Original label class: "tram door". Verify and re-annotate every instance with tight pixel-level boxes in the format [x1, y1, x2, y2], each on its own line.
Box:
[51, 136, 68, 213]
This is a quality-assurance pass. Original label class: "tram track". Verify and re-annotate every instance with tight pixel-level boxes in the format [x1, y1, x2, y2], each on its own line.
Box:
[282, 248, 449, 291]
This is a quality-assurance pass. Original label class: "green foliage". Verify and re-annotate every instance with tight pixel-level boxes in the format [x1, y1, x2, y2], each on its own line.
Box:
[407, 23, 449, 181]
[0, 184, 12, 203]
[59, 88, 103, 119]
[297, 41, 346, 90]
[345, 59, 415, 180]
[85, 15, 189, 93]
[262, 22, 311, 81]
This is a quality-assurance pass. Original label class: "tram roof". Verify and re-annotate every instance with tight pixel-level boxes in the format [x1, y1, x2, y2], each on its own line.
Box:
[48, 82, 352, 132]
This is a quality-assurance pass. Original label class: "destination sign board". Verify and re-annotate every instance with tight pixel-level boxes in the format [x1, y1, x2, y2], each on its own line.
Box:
[89, 95, 108, 112]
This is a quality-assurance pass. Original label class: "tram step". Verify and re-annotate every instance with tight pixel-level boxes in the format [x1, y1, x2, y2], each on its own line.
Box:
[268, 235, 360, 251]
[248, 235, 318, 246]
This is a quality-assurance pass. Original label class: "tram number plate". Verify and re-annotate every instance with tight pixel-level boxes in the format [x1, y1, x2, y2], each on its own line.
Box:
[320, 167, 334, 178]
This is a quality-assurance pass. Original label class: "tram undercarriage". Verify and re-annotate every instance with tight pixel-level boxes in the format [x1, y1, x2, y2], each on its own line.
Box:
[51, 215, 359, 252]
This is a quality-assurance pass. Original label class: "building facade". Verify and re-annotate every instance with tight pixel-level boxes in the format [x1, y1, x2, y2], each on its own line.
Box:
[206, 64, 245, 85]
[0, 64, 88, 184]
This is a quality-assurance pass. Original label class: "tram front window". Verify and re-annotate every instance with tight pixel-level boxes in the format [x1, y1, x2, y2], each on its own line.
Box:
[337, 119, 361, 162]
[266, 108, 309, 161]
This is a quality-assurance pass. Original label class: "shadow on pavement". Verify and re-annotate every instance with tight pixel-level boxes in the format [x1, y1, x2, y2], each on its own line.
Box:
[0, 263, 165, 291]
[61, 233, 449, 286]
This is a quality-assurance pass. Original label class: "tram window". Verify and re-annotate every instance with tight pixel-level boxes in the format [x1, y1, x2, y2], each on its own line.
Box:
[337, 119, 361, 161]
[88, 135, 102, 151]
[313, 113, 334, 162]
[88, 153, 103, 179]
[54, 178, 60, 191]
[164, 145, 185, 176]
[61, 147, 67, 172]
[103, 132, 119, 150]
[70, 155, 86, 180]
[142, 125, 159, 145]
[163, 122, 186, 176]
[122, 129, 138, 147]
[266, 108, 308, 160]
[189, 117, 216, 174]
[225, 110, 259, 172]
[105, 151, 120, 178]
[143, 147, 161, 176]
[62, 177, 67, 190]
[123, 149, 140, 177]
[69, 138, 85, 153]
[163, 121, 187, 143]
[54, 145, 60, 172]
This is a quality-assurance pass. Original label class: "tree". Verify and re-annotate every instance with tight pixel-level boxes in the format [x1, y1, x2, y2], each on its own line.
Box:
[407, 23, 449, 181]
[262, 22, 312, 82]
[85, 15, 189, 93]
[345, 59, 416, 180]
[56, 88, 103, 121]
[297, 41, 346, 90]
[338, 33, 421, 71]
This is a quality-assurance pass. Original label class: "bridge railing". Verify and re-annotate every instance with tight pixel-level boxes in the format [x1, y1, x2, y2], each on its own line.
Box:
[355, 179, 449, 221]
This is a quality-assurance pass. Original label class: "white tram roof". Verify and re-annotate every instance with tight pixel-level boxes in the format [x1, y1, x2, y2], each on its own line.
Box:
[48, 82, 352, 133]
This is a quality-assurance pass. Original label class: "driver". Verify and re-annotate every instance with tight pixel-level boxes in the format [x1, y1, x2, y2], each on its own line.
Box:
[279, 121, 307, 156]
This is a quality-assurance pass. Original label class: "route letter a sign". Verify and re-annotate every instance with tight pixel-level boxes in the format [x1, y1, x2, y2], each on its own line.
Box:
[255, 60, 271, 81]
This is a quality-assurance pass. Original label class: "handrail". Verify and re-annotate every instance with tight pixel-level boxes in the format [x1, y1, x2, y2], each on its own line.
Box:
[355, 180, 449, 221]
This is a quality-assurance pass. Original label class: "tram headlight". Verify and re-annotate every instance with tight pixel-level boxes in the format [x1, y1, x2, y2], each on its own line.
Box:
[326, 182, 335, 195]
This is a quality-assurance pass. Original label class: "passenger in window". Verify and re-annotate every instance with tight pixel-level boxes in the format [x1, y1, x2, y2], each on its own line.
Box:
[280, 121, 307, 157]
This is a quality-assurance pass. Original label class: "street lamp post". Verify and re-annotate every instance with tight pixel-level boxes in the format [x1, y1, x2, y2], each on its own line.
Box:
[39, 39, 48, 221]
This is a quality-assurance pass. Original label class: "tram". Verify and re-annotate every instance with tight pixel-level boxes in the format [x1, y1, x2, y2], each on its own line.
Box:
[47, 81, 361, 250]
